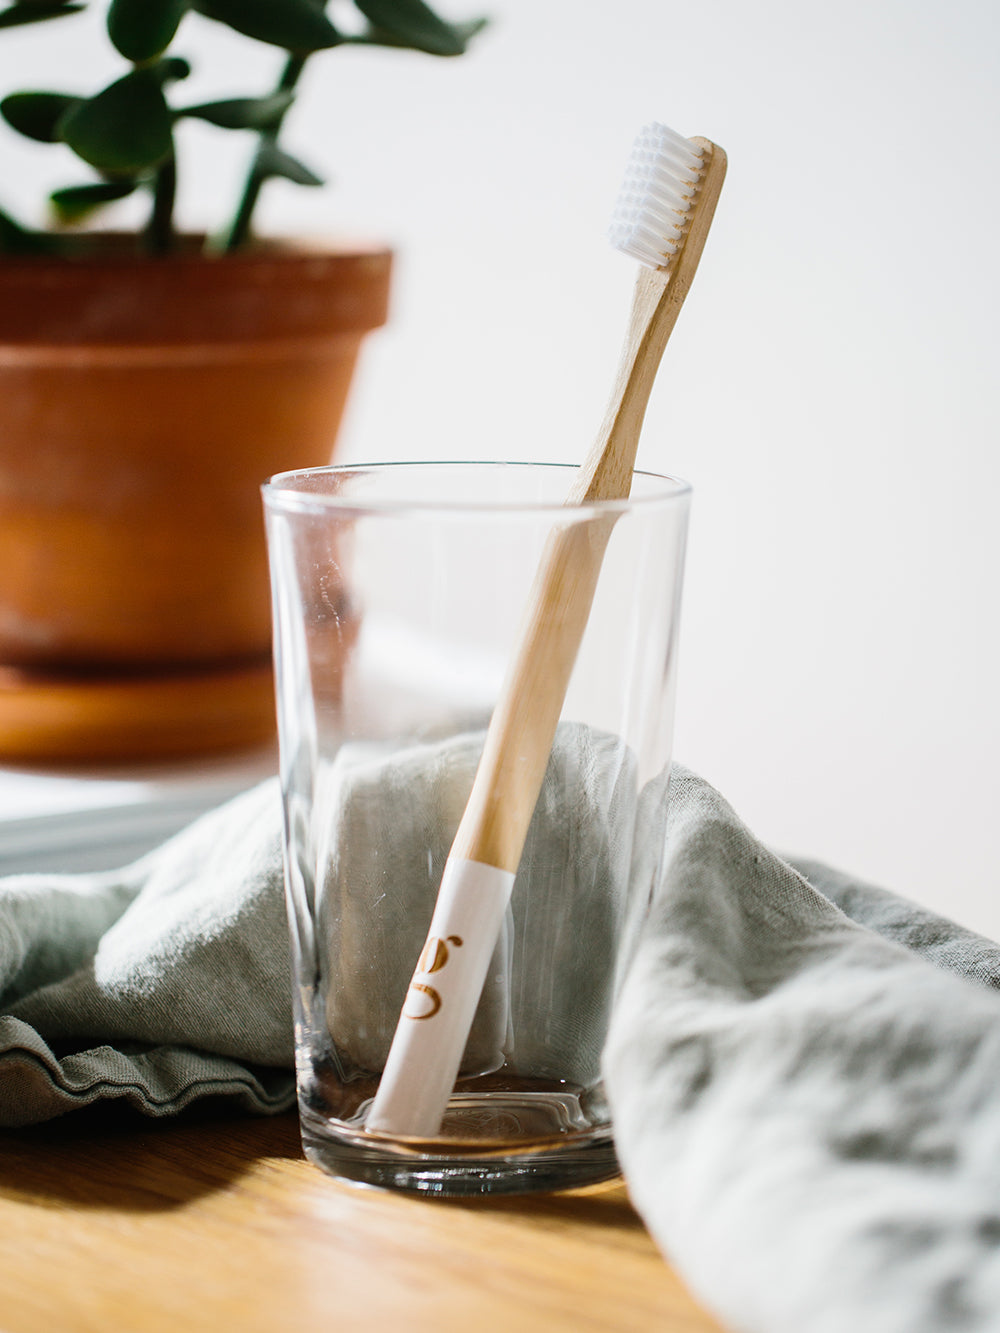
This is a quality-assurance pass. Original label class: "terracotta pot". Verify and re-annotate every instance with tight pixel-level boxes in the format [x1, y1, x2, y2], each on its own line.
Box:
[0, 238, 391, 760]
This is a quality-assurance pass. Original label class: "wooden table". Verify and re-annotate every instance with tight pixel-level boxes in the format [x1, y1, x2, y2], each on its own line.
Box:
[0, 1107, 725, 1331]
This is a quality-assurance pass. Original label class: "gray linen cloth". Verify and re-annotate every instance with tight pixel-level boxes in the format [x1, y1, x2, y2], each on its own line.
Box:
[606, 768, 1000, 1333]
[318, 724, 640, 1084]
[0, 780, 294, 1122]
[3, 749, 1000, 1332]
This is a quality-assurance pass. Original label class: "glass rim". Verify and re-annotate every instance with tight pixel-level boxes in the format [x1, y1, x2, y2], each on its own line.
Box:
[261, 460, 692, 518]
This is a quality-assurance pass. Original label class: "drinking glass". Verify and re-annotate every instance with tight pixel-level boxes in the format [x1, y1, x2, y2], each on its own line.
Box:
[262, 461, 690, 1196]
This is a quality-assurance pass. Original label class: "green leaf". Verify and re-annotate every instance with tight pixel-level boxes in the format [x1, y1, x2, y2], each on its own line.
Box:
[49, 178, 138, 222]
[59, 69, 173, 173]
[178, 91, 293, 130]
[0, 2, 83, 29]
[152, 55, 191, 83]
[255, 142, 323, 186]
[191, 0, 341, 52]
[107, 0, 188, 61]
[353, 0, 483, 55]
[1, 90, 80, 142]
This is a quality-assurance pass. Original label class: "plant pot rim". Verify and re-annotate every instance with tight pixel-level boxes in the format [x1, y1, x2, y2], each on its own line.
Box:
[0, 233, 393, 346]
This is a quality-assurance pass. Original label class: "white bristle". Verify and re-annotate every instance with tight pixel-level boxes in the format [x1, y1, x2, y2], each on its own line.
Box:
[608, 123, 705, 270]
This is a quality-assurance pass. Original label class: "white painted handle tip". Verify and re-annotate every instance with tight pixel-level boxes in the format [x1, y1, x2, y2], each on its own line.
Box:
[365, 857, 515, 1139]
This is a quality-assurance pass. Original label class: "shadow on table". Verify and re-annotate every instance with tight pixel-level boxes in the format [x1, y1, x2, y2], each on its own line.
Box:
[0, 1103, 303, 1212]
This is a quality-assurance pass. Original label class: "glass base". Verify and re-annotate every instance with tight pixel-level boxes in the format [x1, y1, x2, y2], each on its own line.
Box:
[298, 1086, 620, 1197]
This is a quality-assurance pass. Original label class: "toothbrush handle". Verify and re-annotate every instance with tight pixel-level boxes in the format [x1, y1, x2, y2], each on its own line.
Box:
[368, 140, 727, 1139]
[366, 519, 610, 1137]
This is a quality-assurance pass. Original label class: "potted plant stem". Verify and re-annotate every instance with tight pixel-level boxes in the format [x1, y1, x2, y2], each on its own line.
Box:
[0, 0, 485, 761]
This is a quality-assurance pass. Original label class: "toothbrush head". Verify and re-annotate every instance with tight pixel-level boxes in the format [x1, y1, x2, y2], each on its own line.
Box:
[608, 122, 706, 270]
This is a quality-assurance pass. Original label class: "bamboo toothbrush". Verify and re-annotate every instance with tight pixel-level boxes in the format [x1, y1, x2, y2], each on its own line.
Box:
[366, 123, 727, 1139]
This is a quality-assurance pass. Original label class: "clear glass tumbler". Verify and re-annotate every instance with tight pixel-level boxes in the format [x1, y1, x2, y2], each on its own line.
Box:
[262, 462, 690, 1196]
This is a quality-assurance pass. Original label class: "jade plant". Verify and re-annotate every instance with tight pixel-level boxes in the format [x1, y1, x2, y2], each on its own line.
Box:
[0, 0, 485, 254]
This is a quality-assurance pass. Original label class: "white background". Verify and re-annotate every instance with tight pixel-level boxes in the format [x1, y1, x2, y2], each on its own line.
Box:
[3, 0, 999, 934]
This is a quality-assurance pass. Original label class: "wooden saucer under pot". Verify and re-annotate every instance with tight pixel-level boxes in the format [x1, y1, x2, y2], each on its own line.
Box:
[0, 660, 277, 763]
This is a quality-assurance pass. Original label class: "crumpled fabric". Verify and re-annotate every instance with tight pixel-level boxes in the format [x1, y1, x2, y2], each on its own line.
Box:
[604, 766, 1000, 1333]
[316, 723, 647, 1084]
[4, 750, 1000, 1332]
[0, 723, 646, 1124]
[0, 779, 294, 1124]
